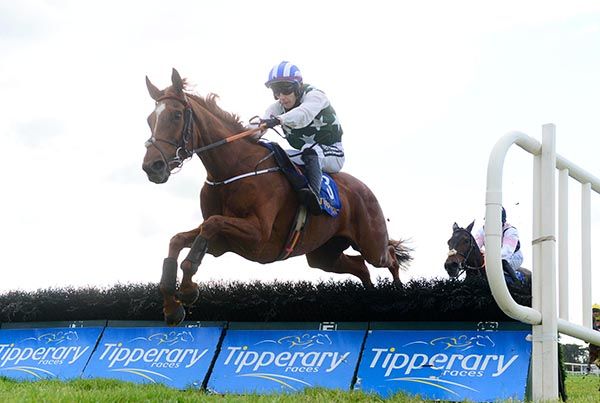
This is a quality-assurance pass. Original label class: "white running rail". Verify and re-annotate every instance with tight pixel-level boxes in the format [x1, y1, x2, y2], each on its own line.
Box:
[485, 123, 600, 401]
[563, 362, 600, 375]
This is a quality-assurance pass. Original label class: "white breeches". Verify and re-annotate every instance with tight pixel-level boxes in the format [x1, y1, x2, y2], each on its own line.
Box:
[287, 142, 345, 173]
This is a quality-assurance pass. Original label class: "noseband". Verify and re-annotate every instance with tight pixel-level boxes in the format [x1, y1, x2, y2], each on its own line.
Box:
[447, 228, 484, 278]
[145, 95, 195, 173]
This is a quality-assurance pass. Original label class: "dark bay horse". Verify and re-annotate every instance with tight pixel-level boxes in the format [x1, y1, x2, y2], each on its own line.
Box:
[444, 221, 531, 283]
[142, 69, 411, 325]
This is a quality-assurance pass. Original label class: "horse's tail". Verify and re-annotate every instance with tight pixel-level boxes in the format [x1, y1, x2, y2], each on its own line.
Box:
[389, 239, 412, 270]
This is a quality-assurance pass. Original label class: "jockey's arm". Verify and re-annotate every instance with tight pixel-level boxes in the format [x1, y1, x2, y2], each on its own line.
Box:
[251, 90, 329, 139]
[248, 103, 283, 140]
[277, 90, 330, 129]
[500, 226, 519, 260]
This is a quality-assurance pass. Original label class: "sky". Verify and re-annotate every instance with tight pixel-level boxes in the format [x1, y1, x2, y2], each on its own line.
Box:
[1, 0, 599, 328]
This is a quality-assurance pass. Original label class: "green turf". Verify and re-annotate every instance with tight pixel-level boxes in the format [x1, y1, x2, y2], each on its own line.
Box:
[0, 375, 598, 402]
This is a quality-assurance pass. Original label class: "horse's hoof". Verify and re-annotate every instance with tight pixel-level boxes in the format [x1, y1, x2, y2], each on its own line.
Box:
[164, 305, 186, 326]
[177, 286, 200, 306]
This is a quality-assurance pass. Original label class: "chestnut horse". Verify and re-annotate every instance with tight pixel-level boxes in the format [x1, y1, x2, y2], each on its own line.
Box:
[142, 69, 411, 325]
[444, 221, 531, 283]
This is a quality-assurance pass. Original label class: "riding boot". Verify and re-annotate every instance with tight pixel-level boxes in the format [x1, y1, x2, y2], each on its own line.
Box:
[299, 150, 323, 215]
[502, 259, 519, 282]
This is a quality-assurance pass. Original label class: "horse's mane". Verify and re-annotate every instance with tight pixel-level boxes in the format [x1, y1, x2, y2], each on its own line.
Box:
[182, 85, 246, 134]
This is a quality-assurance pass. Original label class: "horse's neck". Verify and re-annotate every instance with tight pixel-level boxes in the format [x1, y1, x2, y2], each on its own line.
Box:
[191, 104, 266, 181]
[469, 239, 485, 268]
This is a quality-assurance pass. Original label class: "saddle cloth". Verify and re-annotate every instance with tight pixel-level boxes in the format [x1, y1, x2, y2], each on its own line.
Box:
[259, 141, 341, 217]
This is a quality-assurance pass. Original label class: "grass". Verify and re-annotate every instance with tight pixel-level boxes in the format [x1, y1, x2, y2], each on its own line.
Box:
[0, 375, 598, 402]
[564, 374, 600, 402]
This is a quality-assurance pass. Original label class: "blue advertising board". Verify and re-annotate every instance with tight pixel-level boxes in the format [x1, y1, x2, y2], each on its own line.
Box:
[82, 324, 223, 389]
[355, 329, 531, 401]
[0, 326, 103, 381]
[207, 324, 366, 394]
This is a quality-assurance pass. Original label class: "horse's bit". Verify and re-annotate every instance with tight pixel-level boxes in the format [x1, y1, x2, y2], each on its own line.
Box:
[447, 228, 484, 278]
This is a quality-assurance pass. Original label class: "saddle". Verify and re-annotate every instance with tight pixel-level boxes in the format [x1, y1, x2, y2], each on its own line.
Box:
[259, 141, 341, 217]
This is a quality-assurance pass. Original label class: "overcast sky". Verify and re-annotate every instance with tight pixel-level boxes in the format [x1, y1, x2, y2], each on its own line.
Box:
[1, 0, 599, 326]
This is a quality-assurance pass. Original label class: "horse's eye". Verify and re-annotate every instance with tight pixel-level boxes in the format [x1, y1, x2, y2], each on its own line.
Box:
[173, 111, 183, 120]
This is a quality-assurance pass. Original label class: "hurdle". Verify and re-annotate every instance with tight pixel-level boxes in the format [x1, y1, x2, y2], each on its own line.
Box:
[485, 123, 600, 400]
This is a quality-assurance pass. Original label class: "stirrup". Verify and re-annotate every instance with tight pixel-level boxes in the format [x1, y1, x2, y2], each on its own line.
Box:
[298, 188, 322, 215]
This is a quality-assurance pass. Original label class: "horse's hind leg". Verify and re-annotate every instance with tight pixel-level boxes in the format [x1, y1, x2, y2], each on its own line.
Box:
[382, 241, 399, 285]
[354, 235, 408, 288]
[306, 237, 374, 288]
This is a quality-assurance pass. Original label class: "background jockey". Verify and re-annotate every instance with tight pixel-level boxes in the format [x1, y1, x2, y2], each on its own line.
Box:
[257, 61, 345, 215]
[474, 206, 524, 283]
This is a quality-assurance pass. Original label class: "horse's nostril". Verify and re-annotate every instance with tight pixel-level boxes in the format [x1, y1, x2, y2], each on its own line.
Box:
[444, 261, 457, 272]
[151, 160, 166, 173]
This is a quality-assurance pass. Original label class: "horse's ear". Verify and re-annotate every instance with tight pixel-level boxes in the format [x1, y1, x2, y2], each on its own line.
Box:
[452, 222, 459, 231]
[146, 76, 163, 101]
[171, 68, 184, 93]
[466, 220, 475, 233]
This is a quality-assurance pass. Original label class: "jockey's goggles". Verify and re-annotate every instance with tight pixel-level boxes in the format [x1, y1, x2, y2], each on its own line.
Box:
[270, 82, 297, 97]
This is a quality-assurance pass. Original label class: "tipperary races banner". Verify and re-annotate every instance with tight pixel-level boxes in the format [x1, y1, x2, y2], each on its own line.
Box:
[355, 325, 531, 402]
[82, 321, 224, 389]
[0, 323, 104, 381]
[207, 322, 367, 393]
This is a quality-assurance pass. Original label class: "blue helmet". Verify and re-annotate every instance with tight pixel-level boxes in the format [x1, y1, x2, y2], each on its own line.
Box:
[265, 61, 303, 88]
[502, 207, 507, 224]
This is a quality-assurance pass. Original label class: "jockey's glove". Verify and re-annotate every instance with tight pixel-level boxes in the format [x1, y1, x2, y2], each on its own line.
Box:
[260, 116, 281, 129]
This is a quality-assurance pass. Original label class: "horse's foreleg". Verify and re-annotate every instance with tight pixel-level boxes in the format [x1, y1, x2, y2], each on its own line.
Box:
[177, 234, 208, 306]
[160, 257, 185, 326]
[165, 214, 270, 322]
[159, 228, 202, 325]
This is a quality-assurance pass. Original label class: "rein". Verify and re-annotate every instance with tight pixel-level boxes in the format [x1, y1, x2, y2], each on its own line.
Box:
[145, 94, 263, 173]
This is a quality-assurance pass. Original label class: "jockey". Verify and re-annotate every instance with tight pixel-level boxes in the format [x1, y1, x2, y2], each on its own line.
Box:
[474, 207, 524, 283]
[258, 61, 345, 215]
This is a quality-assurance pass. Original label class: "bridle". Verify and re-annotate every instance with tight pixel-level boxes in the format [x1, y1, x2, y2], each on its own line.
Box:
[144, 95, 195, 172]
[145, 94, 262, 173]
[446, 228, 484, 278]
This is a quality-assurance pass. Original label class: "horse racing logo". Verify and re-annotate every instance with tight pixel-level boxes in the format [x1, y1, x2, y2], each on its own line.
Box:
[21, 331, 79, 345]
[405, 334, 496, 352]
[130, 331, 194, 346]
[255, 333, 332, 349]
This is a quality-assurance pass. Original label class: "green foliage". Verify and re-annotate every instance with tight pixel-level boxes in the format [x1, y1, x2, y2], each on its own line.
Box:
[562, 343, 589, 364]
[0, 278, 531, 323]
